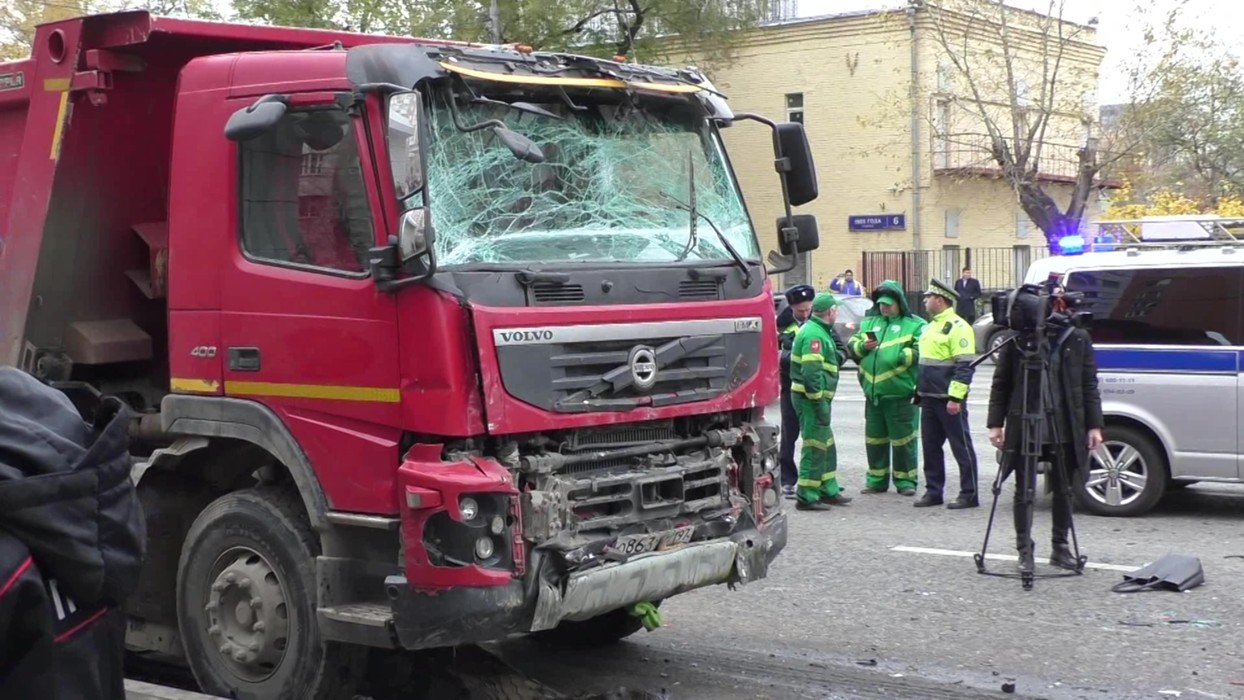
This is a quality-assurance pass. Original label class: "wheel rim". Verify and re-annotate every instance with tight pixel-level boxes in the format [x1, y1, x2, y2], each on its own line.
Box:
[1085, 440, 1150, 508]
[203, 547, 291, 682]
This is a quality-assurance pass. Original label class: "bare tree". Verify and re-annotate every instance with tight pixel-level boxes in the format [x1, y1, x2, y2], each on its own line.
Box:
[921, 0, 1160, 251]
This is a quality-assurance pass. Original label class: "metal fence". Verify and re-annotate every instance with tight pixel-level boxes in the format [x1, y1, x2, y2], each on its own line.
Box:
[861, 246, 1052, 298]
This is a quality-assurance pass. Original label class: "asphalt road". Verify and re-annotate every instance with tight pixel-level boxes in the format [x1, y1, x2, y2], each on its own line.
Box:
[498, 365, 1244, 700]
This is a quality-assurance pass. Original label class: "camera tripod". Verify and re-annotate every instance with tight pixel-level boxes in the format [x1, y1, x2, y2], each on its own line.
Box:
[970, 331, 1088, 591]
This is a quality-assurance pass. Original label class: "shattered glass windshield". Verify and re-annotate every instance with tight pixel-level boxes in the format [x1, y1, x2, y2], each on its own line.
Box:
[418, 87, 758, 267]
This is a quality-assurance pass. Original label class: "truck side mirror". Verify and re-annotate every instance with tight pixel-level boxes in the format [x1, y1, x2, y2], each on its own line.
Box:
[766, 214, 819, 275]
[224, 95, 289, 141]
[777, 214, 820, 255]
[398, 207, 436, 278]
[774, 122, 817, 206]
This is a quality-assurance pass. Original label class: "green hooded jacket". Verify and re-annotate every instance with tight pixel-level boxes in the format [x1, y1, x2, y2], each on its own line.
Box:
[848, 280, 927, 401]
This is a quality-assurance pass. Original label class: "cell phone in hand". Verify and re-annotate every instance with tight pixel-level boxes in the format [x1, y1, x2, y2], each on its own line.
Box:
[866, 330, 878, 342]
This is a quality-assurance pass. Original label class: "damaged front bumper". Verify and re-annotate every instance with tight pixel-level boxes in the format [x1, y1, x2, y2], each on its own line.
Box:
[385, 513, 788, 650]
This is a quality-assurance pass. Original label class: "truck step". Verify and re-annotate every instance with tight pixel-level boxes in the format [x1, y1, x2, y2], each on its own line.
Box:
[319, 602, 392, 627]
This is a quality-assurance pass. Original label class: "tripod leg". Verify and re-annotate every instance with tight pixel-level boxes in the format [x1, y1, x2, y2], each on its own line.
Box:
[976, 455, 1012, 574]
[1014, 461, 1036, 590]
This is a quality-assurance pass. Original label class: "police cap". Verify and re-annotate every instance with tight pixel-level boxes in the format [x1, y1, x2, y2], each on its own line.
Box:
[785, 284, 816, 305]
[923, 278, 958, 302]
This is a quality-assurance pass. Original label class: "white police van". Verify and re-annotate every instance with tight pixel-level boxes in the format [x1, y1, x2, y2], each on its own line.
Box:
[1020, 217, 1244, 517]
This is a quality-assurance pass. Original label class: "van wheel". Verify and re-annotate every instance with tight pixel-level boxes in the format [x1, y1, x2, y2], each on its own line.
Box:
[177, 487, 365, 699]
[1074, 425, 1167, 517]
[985, 331, 1013, 364]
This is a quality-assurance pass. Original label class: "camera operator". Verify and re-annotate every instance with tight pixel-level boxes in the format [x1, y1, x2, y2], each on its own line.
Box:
[986, 288, 1104, 572]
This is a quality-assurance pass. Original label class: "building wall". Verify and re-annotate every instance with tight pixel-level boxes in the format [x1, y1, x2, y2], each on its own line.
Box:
[676, 3, 1106, 294]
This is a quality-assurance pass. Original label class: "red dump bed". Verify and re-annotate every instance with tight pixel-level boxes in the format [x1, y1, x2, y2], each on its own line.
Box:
[0, 11, 457, 367]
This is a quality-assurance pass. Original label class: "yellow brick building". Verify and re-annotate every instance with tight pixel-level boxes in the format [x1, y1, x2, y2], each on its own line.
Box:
[689, 3, 1109, 294]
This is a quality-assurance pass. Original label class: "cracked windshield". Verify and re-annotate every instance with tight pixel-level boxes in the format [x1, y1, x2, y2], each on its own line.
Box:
[417, 89, 757, 267]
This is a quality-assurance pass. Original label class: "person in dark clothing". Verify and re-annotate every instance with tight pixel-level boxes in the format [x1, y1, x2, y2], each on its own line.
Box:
[0, 368, 146, 699]
[954, 267, 982, 323]
[986, 297, 1104, 573]
[777, 284, 816, 499]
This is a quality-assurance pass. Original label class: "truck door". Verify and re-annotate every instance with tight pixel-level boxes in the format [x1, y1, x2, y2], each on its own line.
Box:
[218, 96, 402, 512]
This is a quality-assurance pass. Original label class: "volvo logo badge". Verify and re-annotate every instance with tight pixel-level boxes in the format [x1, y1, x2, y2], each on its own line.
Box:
[629, 346, 658, 391]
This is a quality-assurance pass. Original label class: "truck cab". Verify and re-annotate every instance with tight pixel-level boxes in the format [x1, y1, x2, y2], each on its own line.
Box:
[0, 12, 819, 698]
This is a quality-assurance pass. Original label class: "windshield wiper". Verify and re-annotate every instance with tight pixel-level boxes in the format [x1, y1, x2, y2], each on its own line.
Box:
[659, 169, 753, 287]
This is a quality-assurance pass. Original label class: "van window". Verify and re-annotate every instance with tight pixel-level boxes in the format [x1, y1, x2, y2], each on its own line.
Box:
[1065, 266, 1244, 346]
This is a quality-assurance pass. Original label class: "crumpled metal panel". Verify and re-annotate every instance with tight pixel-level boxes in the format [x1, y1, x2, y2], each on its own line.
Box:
[530, 540, 737, 631]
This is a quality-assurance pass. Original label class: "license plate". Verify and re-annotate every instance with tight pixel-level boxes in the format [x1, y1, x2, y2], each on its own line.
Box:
[613, 526, 694, 556]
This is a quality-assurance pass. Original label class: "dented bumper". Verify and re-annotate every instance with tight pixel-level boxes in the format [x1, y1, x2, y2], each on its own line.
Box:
[386, 513, 788, 650]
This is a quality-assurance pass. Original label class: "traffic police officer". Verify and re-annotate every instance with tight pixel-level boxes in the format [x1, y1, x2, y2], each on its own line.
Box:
[914, 279, 980, 509]
[777, 284, 816, 499]
[790, 293, 853, 510]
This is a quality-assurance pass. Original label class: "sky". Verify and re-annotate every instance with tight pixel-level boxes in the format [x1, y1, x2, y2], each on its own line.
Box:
[795, 0, 1244, 103]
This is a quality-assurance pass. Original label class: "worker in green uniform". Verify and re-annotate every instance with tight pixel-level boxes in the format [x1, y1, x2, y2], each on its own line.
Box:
[849, 280, 927, 496]
[790, 293, 854, 510]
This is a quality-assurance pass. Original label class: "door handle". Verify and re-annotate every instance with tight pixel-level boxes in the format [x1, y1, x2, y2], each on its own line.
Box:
[228, 347, 261, 372]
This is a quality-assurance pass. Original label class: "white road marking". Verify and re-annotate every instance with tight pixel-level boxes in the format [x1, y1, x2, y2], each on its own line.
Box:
[890, 545, 1141, 573]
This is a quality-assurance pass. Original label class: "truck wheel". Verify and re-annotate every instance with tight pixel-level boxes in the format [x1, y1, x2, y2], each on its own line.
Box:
[1073, 425, 1167, 517]
[176, 487, 364, 700]
[531, 604, 656, 648]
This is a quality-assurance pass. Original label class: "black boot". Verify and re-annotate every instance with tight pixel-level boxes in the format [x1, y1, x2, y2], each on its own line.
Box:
[1050, 489, 1079, 570]
[1013, 498, 1035, 574]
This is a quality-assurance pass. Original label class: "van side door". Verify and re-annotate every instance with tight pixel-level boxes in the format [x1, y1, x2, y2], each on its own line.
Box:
[1068, 265, 1243, 482]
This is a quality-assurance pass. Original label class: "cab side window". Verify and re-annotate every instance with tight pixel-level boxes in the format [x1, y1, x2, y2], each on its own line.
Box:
[1067, 266, 1244, 346]
[238, 107, 374, 274]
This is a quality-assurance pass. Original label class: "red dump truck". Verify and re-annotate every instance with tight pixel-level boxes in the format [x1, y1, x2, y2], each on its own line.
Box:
[0, 11, 821, 698]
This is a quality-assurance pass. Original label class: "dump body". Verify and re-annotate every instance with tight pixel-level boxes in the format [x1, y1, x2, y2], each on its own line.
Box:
[0, 12, 796, 697]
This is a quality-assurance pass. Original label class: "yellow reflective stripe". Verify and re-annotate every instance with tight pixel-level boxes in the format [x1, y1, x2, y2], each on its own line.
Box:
[820, 363, 839, 374]
[439, 62, 703, 93]
[948, 381, 969, 400]
[802, 438, 834, 450]
[797, 478, 822, 488]
[892, 431, 919, 447]
[867, 468, 888, 477]
[789, 382, 833, 400]
[878, 334, 913, 349]
[171, 377, 220, 394]
[893, 470, 919, 480]
[865, 436, 890, 445]
[226, 381, 401, 403]
[793, 352, 825, 364]
[920, 358, 956, 366]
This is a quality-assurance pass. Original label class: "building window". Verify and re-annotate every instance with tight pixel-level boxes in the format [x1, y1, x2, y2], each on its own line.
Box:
[1066, 266, 1244, 345]
[933, 99, 951, 169]
[785, 93, 804, 124]
[1016, 211, 1031, 240]
[238, 106, 375, 275]
[944, 208, 961, 238]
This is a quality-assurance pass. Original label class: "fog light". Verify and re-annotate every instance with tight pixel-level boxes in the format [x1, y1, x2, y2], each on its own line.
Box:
[762, 456, 777, 473]
[490, 515, 505, 535]
[763, 488, 778, 509]
[459, 497, 479, 521]
[474, 536, 495, 560]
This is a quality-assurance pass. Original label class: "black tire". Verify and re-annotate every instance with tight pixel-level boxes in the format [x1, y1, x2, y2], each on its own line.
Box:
[176, 487, 365, 700]
[1073, 425, 1167, 517]
[530, 605, 655, 648]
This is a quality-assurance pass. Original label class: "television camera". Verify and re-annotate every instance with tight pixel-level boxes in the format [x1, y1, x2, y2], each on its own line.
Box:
[971, 275, 1094, 590]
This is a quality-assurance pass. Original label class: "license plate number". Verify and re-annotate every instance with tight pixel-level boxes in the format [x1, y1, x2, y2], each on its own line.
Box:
[613, 526, 694, 556]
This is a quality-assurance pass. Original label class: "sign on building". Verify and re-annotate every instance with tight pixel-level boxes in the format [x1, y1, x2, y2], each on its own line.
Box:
[849, 214, 906, 232]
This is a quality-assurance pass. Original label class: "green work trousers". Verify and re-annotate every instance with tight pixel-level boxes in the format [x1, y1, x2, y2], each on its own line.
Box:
[792, 396, 840, 503]
[864, 397, 919, 491]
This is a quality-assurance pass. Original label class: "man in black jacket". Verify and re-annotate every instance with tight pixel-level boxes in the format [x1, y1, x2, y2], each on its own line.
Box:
[777, 284, 816, 499]
[954, 267, 982, 323]
[0, 368, 146, 698]
[986, 297, 1103, 573]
